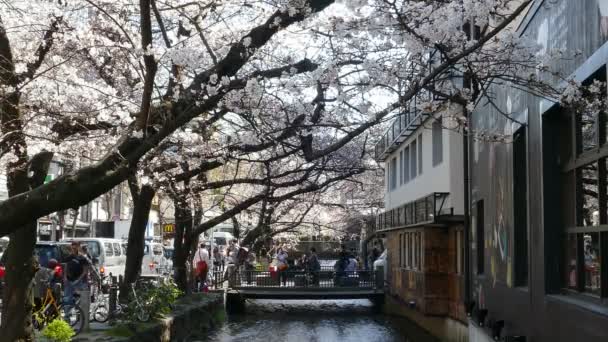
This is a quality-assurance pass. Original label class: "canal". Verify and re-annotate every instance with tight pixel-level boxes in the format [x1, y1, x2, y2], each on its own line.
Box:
[205, 299, 438, 342]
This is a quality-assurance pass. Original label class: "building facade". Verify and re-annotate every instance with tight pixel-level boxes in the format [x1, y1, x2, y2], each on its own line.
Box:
[375, 100, 467, 341]
[468, 1, 608, 341]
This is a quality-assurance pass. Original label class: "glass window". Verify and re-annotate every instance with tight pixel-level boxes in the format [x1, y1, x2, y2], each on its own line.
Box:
[557, 70, 607, 296]
[578, 162, 599, 227]
[390, 157, 397, 190]
[411, 140, 417, 179]
[418, 134, 423, 175]
[404, 147, 410, 183]
[113, 243, 121, 256]
[564, 233, 578, 290]
[409, 233, 414, 269]
[104, 242, 113, 257]
[578, 107, 598, 153]
[432, 118, 443, 166]
[513, 126, 529, 286]
[584, 232, 601, 295]
[400, 150, 404, 185]
[86, 242, 101, 259]
[399, 234, 403, 267]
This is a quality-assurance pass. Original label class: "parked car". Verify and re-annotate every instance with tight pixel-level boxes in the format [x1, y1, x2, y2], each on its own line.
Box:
[210, 232, 234, 248]
[0, 241, 71, 285]
[62, 238, 127, 278]
[141, 241, 168, 277]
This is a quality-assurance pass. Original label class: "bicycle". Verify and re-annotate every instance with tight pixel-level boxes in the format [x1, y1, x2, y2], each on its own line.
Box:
[101, 280, 151, 323]
[32, 285, 85, 334]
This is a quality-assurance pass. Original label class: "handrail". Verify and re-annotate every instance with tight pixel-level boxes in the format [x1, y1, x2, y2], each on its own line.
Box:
[376, 192, 452, 231]
[214, 269, 382, 291]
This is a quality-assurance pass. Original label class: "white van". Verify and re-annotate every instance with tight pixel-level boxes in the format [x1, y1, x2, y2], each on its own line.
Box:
[62, 238, 127, 278]
[210, 232, 235, 247]
[141, 241, 168, 277]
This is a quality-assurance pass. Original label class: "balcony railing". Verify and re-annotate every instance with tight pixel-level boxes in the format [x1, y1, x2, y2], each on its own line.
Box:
[376, 192, 452, 231]
[374, 94, 432, 162]
[373, 49, 465, 163]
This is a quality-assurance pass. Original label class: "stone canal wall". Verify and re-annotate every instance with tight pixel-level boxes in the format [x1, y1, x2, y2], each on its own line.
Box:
[383, 293, 468, 342]
[73, 292, 224, 342]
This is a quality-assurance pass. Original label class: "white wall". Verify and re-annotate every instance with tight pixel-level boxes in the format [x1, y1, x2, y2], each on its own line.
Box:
[383, 108, 464, 215]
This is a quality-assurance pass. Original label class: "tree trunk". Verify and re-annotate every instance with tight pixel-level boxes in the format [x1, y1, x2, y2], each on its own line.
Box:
[173, 200, 193, 293]
[0, 153, 52, 342]
[119, 184, 155, 303]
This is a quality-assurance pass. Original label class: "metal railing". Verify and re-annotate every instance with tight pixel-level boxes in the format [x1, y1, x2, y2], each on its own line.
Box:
[374, 92, 433, 162]
[376, 192, 451, 231]
[213, 269, 382, 290]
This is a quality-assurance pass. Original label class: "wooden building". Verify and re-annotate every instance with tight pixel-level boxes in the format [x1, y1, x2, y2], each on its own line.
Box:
[375, 100, 468, 341]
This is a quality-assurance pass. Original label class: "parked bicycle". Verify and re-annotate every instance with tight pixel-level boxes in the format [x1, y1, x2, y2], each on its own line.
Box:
[100, 280, 151, 323]
[32, 285, 84, 334]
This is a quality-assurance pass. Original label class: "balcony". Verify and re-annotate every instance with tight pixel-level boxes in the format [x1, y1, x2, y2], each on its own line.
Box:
[374, 95, 432, 162]
[376, 192, 454, 232]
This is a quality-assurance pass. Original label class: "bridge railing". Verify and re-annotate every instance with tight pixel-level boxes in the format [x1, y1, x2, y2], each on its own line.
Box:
[215, 269, 381, 290]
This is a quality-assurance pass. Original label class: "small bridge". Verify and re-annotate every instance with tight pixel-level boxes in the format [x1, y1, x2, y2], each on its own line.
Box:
[218, 268, 385, 313]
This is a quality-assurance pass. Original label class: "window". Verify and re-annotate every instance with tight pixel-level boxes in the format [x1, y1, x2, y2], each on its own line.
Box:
[513, 126, 529, 286]
[113, 243, 121, 256]
[558, 67, 607, 297]
[400, 150, 404, 185]
[405, 233, 412, 268]
[104, 242, 113, 257]
[399, 233, 403, 267]
[414, 232, 421, 270]
[411, 140, 418, 179]
[390, 157, 397, 190]
[79, 204, 91, 223]
[476, 200, 485, 275]
[398, 231, 423, 270]
[404, 147, 410, 183]
[418, 134, 423, 175]
[433, 118, 443, 166]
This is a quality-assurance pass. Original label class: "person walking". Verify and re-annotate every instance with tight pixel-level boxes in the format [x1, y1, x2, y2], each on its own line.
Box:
[242, 247, 256, 285]
[308, 247, 321, 286]
[276, 246, 289, 286]
[192, 242, 210, 292]
[63, 241, 90, 308]
[224, 239, 240, 286]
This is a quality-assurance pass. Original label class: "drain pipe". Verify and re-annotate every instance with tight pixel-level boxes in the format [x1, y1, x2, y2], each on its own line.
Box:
[463, 107, 471, 305]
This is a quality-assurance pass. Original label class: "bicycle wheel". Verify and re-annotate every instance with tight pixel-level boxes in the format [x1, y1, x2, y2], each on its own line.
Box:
[32, 313, 44, 331]
[60, 304, 85, 334]
[136, 307, 150, 322]
[94, 304, 109, 323]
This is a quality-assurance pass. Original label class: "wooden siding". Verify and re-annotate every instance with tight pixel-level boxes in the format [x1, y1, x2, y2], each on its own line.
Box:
[386, 225, 465, 322]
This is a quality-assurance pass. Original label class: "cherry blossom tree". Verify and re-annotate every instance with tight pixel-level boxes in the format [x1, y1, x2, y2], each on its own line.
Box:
[3, 0, 581, 338]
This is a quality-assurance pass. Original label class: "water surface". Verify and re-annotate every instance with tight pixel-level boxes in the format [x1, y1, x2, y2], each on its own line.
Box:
[205, 299, 438, 342]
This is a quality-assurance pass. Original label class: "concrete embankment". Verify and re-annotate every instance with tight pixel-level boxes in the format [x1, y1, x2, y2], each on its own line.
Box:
[73, 292, 224, 342]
